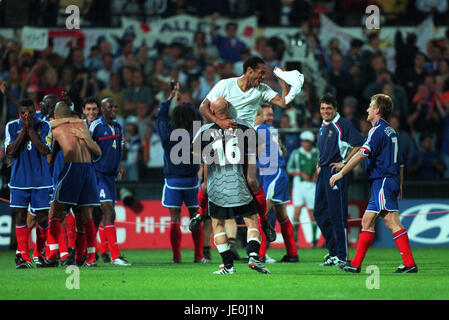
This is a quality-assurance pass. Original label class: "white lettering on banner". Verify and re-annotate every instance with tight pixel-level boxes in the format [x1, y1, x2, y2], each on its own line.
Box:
[0, 215, 12, 246]
[22, 27, 49, 51]
[115, 205, 126, 244]
[136, 217, 155, 234]
[121, 15, 257, 48]
[159, 216, 171, 233]
[401, 204, 449, 245]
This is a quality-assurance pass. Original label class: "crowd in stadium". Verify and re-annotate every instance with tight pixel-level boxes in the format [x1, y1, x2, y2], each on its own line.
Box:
[1, 0, 449, 193]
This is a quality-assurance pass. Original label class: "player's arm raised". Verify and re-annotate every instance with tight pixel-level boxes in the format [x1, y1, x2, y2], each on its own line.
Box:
[269, 76, 290, 109]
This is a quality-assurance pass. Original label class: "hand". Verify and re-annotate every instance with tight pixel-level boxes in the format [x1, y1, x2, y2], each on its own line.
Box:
[20, 112, 33, 130]
[329, 172, 343, 188]
[397, 186, 403, 200]
[118, 165, 125, 180]
[0, 79, 6, 95]
[71, 126, 90, 140]
[217, 118, 237, 130]
[168, 81, 180, 102]
[329, 161, 345, 173]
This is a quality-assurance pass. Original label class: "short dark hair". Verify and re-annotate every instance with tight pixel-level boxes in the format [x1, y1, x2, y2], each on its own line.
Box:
[20, 99, 35, 109]
[83, 96, 99, 109]
[319, 93, 337, 108]
[243, 56, 265, 74]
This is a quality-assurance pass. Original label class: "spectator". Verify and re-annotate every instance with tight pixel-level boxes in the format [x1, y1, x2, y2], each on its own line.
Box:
[210, 13, 247, 63]
[40, 67, 65, 100]
[144, 0, 168, 22]
[60, 66, 75, 93]
[191, 31, 218, 67]
[3, 66, 23, 120]
[120, 66, 134, 88]
[192, 64, 218, 103]
[424, 40, 443, 75]
[164, 42, 185, 72]
[399, 52, 427, 102]
[99, 73, 125, 117]
[122, 118, 143, 181]
[407, 133, 447, 179]
[134, 101, 154, 144]
[341, 96, 360, 131]
[97, 54, 115, 85]
[327, 52, 354, 107]
[137, 45, 152, 81]
[363, 70, 408, 119]
[343, 38, 364, 71]
[122, 69, 153, 117]
[394, 31, 419, 78]
[122, 0, 143, 20]
[407, 83, 441, 138]
[84, 45, 103, 71]
[69, 47, 88, 80]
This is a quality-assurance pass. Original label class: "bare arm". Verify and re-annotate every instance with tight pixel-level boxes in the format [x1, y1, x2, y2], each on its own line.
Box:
[270, 70, 291, 109]
[199, 97, 236, 129]
[398, 166, 404, 200]
[71, 124, 102, 157]
[6, 128, 27, 157]
[329, 151, 366, 187]
[330, 146, 361, 173]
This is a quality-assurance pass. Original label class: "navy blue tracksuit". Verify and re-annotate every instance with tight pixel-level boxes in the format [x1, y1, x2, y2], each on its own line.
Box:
[314, 113, 363, 261]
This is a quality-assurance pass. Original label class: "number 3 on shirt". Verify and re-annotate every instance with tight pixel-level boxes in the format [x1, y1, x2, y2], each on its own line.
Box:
[391, 136, 398, 163]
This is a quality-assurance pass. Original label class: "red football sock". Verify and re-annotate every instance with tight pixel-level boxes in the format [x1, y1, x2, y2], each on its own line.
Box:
[170, 221, 182, 261]
[65, 213, 76, 249]
[393, 229, 416, 267]
[351, 230, 375, 268]
[75, 231, 86, 262]
[258, 218, 267, 259]
[104, 224, 121, 260]
[253, 186, 267, 223]
[46, 218, 61, 260]
[33, 224, 47, 258]
[98, 225, 109, 255]
[191, 224, 204, 260]
[280, 217, 298, 258]
[58, 226, 69, 260]
[197, 183, 208, 216]
[16, 225, 31, 261]
[85, 219, 97, 264]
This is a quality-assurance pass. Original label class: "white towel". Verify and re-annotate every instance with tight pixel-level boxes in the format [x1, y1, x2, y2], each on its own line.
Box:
[273, 67, 304, 104]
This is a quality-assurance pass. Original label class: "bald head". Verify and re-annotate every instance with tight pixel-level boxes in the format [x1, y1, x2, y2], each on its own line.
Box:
[54, 101, 72, 118]
[210, 97, 229, 117]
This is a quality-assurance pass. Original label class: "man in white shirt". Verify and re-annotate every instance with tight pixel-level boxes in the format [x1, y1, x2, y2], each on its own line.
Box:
[193, 56, 303, 243]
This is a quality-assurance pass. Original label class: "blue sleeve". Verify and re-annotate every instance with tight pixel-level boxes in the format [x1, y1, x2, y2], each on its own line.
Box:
[4, 121, 18, 150]
[361, 126, 382, 157]
[41, 121, 52, 151]
[155, 100, 173, 145]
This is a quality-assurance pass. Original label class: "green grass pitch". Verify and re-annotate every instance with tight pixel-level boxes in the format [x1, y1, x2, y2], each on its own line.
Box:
[1, 247, 448, 300]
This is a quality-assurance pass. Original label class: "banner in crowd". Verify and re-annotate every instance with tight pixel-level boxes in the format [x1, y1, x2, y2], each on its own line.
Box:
[372, 199, 449, 247]
[121, 14, 258, 48]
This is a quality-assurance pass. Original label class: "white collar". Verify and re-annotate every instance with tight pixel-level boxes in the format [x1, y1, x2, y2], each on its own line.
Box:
[322, 112, 340, 125]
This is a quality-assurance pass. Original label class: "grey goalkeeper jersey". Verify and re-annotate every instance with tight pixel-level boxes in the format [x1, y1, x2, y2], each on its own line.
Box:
[192, 119, 257, 207]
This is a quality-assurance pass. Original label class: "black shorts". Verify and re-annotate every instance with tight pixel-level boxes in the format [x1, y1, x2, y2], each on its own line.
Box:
[208, 199, 258, 220]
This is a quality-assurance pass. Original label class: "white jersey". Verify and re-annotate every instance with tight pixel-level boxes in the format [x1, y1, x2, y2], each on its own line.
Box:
[206, 77, 278, 127]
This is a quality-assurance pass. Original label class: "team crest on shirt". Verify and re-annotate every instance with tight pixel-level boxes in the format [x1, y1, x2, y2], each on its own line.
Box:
[328, 130, 332, 137]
